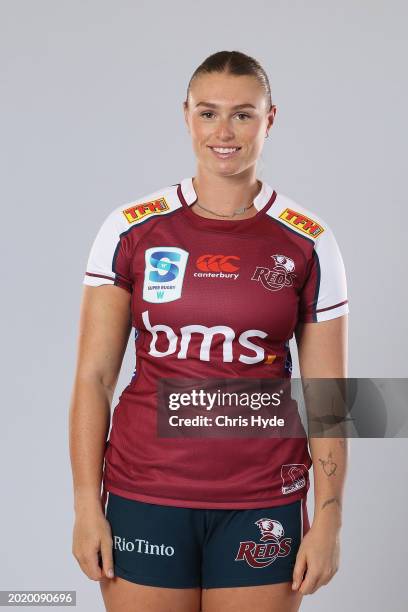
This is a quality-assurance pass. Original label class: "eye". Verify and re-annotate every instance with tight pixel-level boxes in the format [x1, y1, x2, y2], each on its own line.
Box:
[199, 111, 252, 120]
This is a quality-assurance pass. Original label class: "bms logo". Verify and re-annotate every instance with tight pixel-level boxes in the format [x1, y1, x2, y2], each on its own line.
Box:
[235, 518, 292, 568]
[142, 310, 268, 364]
[143, 247, 189, 303]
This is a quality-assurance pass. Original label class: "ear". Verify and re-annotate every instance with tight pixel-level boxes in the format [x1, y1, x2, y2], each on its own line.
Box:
[183, 101, 190, 132]
[267, 105, 277, 130]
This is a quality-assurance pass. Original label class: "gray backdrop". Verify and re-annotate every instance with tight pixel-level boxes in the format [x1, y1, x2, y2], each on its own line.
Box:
[1, 1, 407, 610]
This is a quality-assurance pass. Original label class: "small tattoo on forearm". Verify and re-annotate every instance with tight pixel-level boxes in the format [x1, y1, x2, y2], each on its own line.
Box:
[321, 497, 342, 511]
[318, 451, 337, 476]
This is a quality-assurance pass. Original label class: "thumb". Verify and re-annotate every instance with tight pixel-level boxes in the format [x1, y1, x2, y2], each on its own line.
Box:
[100, 538, 115, 579]
[292, 549, 306, 590]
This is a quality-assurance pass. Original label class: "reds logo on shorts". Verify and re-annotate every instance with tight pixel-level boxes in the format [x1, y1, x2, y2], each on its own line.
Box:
[234, 518, 292, 568]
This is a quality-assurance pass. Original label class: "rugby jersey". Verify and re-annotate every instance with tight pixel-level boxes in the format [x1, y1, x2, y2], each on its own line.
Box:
[83, 177, 349, 509]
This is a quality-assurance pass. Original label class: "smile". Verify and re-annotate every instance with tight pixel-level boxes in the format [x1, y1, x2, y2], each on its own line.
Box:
[208, 146, 241, 159]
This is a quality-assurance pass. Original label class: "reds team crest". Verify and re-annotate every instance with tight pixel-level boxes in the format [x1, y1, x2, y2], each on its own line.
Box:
[251, 254, 296, 292]
[281, 464, 307, 495]
[234, 518, 292, 568]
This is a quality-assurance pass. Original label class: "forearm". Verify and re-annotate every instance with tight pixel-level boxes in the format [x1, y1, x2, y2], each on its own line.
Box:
[308, 436, 348, 530]
[69, 376, 112, 515]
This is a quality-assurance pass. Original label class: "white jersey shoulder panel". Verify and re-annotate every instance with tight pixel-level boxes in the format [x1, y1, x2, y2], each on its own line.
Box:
[268, 192, 349, 322]
[82, 182, 182, 289]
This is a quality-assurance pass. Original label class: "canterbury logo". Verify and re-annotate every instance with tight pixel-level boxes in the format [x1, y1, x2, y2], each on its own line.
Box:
[196, 255, 240, 272]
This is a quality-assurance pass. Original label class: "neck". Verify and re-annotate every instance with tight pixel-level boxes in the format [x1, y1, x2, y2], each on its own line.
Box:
[191, 168, 262, 218]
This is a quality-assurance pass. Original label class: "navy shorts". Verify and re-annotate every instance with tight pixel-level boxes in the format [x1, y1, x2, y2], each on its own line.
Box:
[104, 492, 310, 589]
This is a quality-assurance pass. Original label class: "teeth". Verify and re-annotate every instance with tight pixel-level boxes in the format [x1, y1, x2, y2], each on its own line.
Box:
[212, 147, 238, 153]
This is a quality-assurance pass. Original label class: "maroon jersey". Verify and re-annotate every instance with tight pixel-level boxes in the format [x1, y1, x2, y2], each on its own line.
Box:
[83, 177, 349, 509]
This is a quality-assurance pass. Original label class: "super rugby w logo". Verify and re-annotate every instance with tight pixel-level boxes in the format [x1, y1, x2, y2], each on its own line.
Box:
[143, 247, 189, 303]
[235, 518, 292, 568]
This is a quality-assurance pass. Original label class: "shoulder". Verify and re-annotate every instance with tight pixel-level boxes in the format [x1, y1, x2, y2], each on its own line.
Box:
[99, 181, 183, 234]
[267, 191, 334, 244]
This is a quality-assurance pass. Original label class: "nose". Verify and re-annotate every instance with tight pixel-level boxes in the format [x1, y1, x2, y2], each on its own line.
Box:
[214, 119, 235, 141]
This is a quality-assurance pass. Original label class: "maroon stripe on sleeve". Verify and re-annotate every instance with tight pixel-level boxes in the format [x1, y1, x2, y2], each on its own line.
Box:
[85, 272, 115, 281]
[316, 299, 348, 313]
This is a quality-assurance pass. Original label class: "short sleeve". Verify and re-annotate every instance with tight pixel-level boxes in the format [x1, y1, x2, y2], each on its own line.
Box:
[82, 208, 133, 294]
[299, 224, 349, 323]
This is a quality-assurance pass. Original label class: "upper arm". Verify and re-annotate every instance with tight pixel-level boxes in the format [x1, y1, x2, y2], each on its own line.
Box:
[75, 285, 132, 392]
[77, 205, 135, 391]
[295, 315, 348, 377]
[295, 220, 349, 377]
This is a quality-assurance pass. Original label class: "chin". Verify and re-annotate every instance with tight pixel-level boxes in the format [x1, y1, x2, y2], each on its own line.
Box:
[212, 166, 241, 177]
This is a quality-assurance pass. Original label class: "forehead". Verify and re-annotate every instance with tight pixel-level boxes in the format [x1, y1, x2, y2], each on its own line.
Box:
[189, 72, 265, 108]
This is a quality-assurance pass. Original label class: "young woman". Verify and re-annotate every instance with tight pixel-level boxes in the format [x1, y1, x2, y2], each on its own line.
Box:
[70, 50, 348, 612]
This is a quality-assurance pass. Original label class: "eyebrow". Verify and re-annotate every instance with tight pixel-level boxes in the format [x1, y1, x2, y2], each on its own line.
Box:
[195, 101, 257, 110]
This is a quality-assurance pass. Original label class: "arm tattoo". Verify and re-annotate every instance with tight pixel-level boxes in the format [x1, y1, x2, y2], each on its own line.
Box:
[318, 451, 337, 476]
[321, 496, 342, 511]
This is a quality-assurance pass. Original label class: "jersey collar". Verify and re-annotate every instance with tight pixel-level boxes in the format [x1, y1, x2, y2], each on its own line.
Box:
[179, 177, 274, 212]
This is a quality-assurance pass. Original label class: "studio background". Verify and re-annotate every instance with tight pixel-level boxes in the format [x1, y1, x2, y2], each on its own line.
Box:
[1, 1, 407, 610]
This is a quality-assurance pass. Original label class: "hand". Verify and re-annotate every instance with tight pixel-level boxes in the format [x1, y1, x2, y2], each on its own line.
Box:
[72, 508, 114, 581]
[291, 520, 340, 595]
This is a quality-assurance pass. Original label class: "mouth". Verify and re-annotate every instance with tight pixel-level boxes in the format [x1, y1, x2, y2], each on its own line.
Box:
[208, 146, 241, 159]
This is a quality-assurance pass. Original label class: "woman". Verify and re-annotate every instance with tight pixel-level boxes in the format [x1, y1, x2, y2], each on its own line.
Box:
[70, 50, 348, 612]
